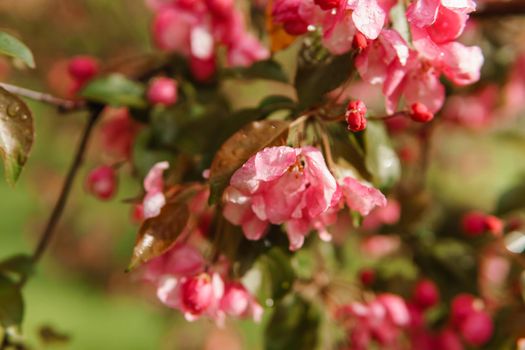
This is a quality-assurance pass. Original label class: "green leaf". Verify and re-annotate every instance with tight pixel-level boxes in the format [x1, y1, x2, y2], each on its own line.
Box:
[0, 32, 35, 68]
[364, 121, 400, 188]
[128, 201, 190, 270]
[258, 247, 295, 300]
[0, 275, 23, 327]
[80, 74, 146, 108]
[208, 120, 289, 205]
[0, 87, 34, 186]
[496, 179, 525, 215]
[223, 60, 289, 83]
[0, 255, 33, 280]
[265, 295, 320, 350]
[294, 51, 353, 108]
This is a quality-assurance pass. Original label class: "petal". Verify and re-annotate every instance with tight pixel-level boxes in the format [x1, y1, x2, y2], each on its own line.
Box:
[144, 161, 169, 193]
[406, 0, 440, 27]
[340, 177, 387, 216]
[440, 42, 484, 86]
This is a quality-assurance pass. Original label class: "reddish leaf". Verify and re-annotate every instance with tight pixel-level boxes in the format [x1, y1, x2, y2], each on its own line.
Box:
[208, 119, 289, 204]
[128, 202, 190, 270]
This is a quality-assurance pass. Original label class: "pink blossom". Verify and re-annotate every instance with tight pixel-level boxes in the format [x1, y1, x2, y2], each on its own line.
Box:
[157, 272, 225, 322]
[85, 165, 118, 201]
[142, 243, 205, 283]
[339, 176, 387, 216]
[220, 282, 263, 322]
[143, 161, 169, 219]
[222, 146, 337, 250]
[362, 198, 401, 230]
[360, 235, 401, 258]
[443, 85, 498, 129]
[99, 107, 141, 159]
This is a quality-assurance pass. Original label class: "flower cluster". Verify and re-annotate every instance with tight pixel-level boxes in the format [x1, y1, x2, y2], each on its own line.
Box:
[147, 0, 269, 80]
[272, 0, 483, 114]
[143, 243, 262, 325]
[222, 146, 386, 250]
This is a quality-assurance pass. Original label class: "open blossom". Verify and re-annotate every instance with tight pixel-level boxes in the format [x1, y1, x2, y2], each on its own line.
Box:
[222, 146, 338, 250]
[142, 161, 169, 219]
[148, 0, 269, 78]
[272, 0, 395, 55]
[337, 293, 410, 350]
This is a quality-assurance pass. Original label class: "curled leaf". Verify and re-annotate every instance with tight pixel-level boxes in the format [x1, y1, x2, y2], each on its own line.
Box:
[128, 202, 190, 270]
[80, 74, 146, 108]
[0, 87, 34, 186]
[208, 120, 289, 204]
[0, 32, 35, 68]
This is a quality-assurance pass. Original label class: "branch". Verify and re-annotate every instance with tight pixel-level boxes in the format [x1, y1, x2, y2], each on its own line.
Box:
[31, 109, 100, 264]
[473, 0, 525, 18]
[0, 82, 85, 112]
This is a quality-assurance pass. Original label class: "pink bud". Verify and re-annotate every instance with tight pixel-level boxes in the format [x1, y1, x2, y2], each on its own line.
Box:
[220, 282, 250, 317]
[461, 211, 487, 236]
[147, 77, 178, 106]
[436, 329, 464, 350]
[180, 273, 214, 316]
[377, 293, 410, 327]
[85, 166, 117, 200]
[451, 293, 476, 328]
[313, 0, 341, 10]
[409, 103, 434, 123]
[484, 215, 503, 236]
[413, 279, 440, 310]
[68, 56, 99, 84]
[459, 310, 493, 346]
[205, 0, 234, 18]
[352, 32, 368, 51]
[190, 56, 216, 82]
[346, 100, 367, 132]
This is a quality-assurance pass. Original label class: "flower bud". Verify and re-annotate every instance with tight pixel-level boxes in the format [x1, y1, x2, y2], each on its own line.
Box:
[459, 310, 493, 346]
[409, 102, 434, 123]
[484, 215, 503, 236]
[147, 77, 178, 106]
[346, 100, 367, 132]
[412, 279, 440, 310]
[314, 0, 340, 10]
[68, 56, 99, 84]
[461, 211, 486, 236]
[451, 293, 476, 328]
[85, 165, 117, 200]
[352, 32, 368, 51]
[180, 273, 214, 315]
[220, 282, 250, 317]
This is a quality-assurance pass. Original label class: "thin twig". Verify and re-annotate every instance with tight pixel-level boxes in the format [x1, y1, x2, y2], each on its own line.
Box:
[0, 82, 85, 112]
[32, 109, 100, 264]
[473, 0, 525, 18]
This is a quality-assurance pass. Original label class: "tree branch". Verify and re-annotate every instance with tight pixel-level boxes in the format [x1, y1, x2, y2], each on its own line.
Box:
[31, 109, 100, 264]
[0, 82, 85, 112]
[473, 0, 525, 18]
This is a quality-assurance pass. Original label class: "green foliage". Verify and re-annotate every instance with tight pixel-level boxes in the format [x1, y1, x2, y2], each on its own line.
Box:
[496, 178, 525, 215]
[0, 275, 23, 327]
[265, 295, 320, 350]
[80, 74, 146, 108]
[258, 247, 295, 301]
[0, 32, 35, 68]
[0, 254, 33, 281]
[223, 59, 290, 83]
[294, 51, 354, 108]
[0, 88, 34, 186]
[364, 121, 401, 188]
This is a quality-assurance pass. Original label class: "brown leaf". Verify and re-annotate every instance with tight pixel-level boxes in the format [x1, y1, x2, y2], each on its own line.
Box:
[208, 119, 289, 204]
[128, 202, 190, 270]
[0, 87, 33, 186]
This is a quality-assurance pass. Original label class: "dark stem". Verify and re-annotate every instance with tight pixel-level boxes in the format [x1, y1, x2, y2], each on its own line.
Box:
[0, 82, 85, 112]
[473, 0, 525, 18]
[31, 109, 100, 264]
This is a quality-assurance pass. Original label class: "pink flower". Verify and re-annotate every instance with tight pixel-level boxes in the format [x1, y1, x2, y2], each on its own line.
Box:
[99, 107, 141, 159]
[220, 282, 263, 322]
[85, 165, 118, 201]
[339, 176, 387, 216]
[443, 85, 498, 129]
[143, 161, 169, 219]
[223, 146, 337, 250]
[360, 235, 401, 258]
[142, 243, 205, 284]
[157, 272, 225, 322]
[147, 77, 178, 106]
[362, 198, 401, 230]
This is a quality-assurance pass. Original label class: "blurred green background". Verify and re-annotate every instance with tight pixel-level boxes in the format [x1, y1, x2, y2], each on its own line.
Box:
[1, 1, 525, 349]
